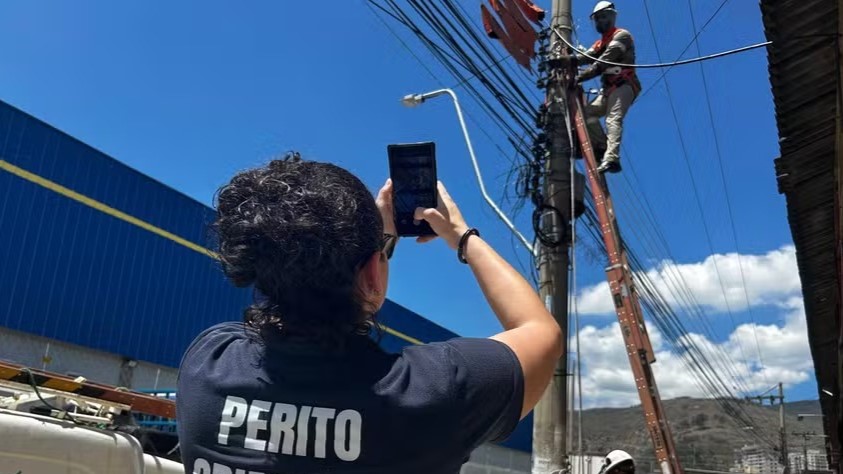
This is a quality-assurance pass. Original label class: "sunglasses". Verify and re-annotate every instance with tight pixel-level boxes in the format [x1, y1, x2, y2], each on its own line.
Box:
[382, 233, 397, 260]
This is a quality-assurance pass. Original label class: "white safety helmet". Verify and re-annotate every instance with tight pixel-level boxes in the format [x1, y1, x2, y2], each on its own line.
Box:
[590, 1, 617, 18]
[598, 450, 635, 474]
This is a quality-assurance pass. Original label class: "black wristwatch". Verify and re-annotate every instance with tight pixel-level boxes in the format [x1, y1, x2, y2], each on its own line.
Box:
[457, 228, 480, 264]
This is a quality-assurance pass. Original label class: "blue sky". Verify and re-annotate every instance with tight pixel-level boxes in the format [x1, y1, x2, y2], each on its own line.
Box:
[0, 1, 816, 405]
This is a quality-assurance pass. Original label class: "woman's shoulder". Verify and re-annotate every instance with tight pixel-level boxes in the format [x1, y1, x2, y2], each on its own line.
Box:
[399, 337, 518, 368]
[179, 322, 257, 367]
[376, 337, 520, 401]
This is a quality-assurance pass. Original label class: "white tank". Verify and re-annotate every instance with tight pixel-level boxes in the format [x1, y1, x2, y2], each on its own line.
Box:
[0, 409, 184, 474]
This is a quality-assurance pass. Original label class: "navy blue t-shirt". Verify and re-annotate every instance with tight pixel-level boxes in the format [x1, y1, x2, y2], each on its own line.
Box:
[176, 322, 524, 474]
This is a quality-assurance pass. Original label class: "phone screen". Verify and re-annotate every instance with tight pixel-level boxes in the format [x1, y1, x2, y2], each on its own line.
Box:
[388, 143, 437, 237]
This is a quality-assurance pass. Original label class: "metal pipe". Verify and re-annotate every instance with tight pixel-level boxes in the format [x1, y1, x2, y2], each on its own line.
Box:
[401, 89, 536, 256]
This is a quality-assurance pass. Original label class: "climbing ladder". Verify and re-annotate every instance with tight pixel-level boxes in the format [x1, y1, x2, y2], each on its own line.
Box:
[567, 84, 684, 474]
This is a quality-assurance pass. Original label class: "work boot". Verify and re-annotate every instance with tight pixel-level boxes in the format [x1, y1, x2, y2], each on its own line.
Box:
[597, 159, 621, 174]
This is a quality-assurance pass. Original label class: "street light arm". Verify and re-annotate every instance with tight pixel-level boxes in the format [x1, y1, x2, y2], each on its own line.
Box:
[438, 89, 537, 257]
[401, 89, 450, 107]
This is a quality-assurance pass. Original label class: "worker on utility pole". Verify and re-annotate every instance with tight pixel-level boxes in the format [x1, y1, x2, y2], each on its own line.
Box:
[576, 1, 641, 174]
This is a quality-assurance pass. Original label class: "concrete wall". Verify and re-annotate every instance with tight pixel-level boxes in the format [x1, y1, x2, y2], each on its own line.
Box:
[461, 450, 605, 474]
[0, 326, 178, 390]
[461, 443, 532, 473]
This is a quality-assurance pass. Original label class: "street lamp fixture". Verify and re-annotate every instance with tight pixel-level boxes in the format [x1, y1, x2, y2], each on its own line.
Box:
[401, 88, 536, 256]
[796, 414, 824, 422]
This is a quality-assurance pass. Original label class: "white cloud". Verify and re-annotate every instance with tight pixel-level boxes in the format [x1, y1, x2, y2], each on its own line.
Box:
[567, 245, 815, 407]
[577, 245, 800, 315]
[574, 297, 812, 408]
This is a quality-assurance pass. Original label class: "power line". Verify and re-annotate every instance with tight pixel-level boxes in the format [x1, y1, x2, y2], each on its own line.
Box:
[638, 0, 755, 382]
[609, 176, 756, 398]
[584, 199, 736, 400]
[365, 1, 443, 82]
[570, 11, 758, 397]
[368, 0, 541, 260]
[566, 4, 770, 446]
[370, 0, 780, 452]
[404, 0, 535, 125]
[377, 0, 524, 132]
[449, 53, 516, 90]
[450, 0, 543, 102]
[553, 28, 769, 68]
[597, 142, 781, 448]
[684, 0, 769, 385]
[371, 1, 542, 172]
[374, 0, 534, 145]
[576, 152, 778, 447]
[611, 147, 759, 398]
[414, 0, 539, 124]
[366, 0, 535, 180]
[438, 0, 539, 106]
[637, 0, 733, 100]
[616, 0, 781, 448]
[578, 196, 778, 449]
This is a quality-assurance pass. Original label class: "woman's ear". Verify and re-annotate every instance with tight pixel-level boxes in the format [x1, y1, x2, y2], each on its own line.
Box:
[357, 251, 386, 301]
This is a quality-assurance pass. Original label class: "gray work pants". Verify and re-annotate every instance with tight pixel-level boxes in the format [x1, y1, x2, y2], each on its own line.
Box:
[585, 83, 635, 164]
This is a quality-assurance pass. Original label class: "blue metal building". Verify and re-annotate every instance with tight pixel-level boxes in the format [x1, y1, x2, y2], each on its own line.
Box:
[0, 99, 531, 453]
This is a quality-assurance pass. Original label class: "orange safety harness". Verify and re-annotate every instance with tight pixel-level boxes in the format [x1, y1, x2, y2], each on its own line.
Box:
[589, 27, 641, 97]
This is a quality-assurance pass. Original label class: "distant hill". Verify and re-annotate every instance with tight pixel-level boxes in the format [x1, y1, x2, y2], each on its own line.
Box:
[571, 398, 825, 472]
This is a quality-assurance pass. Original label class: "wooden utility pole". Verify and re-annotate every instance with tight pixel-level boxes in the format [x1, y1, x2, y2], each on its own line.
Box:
[531, 0, 573, 471]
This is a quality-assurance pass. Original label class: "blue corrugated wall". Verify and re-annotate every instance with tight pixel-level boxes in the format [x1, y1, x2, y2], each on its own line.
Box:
[0, 100, 252, 366]
[0, 99, 531, 452]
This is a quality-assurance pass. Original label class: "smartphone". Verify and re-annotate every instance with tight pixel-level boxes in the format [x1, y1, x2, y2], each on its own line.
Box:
[387, 142, 438, 237]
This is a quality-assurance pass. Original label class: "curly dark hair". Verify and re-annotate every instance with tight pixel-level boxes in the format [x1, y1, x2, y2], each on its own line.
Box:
[213, 152, 384, 345]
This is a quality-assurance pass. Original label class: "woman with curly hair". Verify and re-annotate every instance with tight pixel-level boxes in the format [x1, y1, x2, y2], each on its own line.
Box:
[176, 153, 562, 474]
